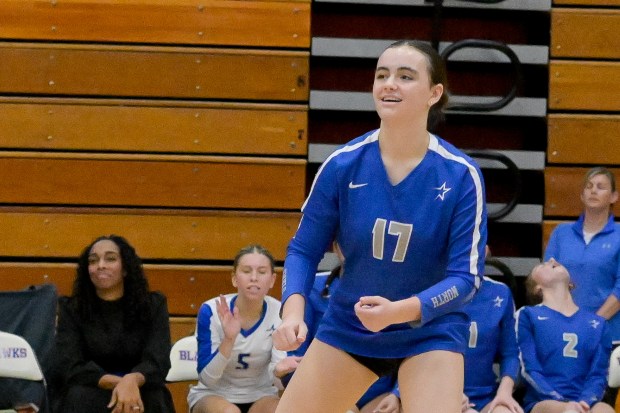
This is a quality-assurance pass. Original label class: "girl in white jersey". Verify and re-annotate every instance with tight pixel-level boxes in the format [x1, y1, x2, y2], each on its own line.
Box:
[188, 245, 287, 413]
[273, 40, 487, 413]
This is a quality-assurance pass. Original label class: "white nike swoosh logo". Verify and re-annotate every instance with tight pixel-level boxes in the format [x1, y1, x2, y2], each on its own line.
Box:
[348, 182, 368, 189]
[537, 316, 549, 320]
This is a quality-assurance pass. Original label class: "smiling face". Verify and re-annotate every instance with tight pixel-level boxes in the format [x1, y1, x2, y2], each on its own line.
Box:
[88, 239, 125, 300]
[581, 172, 618, 213]
[232, 251, 276, 301]
[372, 45, 444, 124]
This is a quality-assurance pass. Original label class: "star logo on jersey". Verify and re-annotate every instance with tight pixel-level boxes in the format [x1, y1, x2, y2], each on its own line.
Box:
[590, 319, 600, 329]
[434, 182, 451, 201]
[266, 324, 276, 337]
[493, 296, 504, 308]
[603, 243, 612, 249]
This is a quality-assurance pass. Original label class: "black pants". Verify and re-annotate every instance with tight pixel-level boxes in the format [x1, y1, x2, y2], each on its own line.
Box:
[0, 378, 46, 412]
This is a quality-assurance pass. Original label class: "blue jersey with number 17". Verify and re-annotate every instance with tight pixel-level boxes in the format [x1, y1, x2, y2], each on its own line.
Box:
[282, 129, 487, 358]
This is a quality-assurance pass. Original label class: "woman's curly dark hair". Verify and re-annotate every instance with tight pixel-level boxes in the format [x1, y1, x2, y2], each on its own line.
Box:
[72, 234, 151, 327]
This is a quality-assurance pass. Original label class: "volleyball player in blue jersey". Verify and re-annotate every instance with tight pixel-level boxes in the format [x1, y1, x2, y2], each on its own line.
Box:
[273, 40, 488, 413]
[516, 259, 613, 413]
[462, 276, 522, 413]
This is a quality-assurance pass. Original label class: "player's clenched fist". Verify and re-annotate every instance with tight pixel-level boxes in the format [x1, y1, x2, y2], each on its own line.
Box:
[273, 317, 308, 351]
[354, 296, 395, 332]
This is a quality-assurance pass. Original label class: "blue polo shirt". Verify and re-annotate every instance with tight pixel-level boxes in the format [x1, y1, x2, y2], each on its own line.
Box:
[544, 214, 620, 342]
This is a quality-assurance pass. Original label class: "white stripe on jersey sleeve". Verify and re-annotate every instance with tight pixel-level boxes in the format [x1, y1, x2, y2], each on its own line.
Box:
[429, 133, 485, 286]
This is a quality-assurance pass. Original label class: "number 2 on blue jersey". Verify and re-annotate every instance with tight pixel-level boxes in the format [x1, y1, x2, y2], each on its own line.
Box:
[562, 333, 578, 358]
[372, 218, 413, 262]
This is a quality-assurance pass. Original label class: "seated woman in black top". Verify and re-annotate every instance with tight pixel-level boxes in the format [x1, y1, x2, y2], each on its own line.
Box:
[53, 235, 175, 413]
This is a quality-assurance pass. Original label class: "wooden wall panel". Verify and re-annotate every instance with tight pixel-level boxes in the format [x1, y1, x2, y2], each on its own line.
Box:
[0, 207, 299, 260]
[0, 0, 310, 276]
[549, 61, 620, 111]
[170, 317, 197, 342]
[0, 263, 282, 316]
[0, 98, 307, 156]
[167, 382, 193, 413]
[552, 9, 620, 59]
[542, 220, 563, 252]
[554, 0, 620, 5]
[0, 153, 306, 209]
[548, 115, 620, 164]
[0, 263, 75, 296]
[0, 43, 309, 101]
[545, 167, 585, 218]
[0, 0, 310, 48]
[169, 316, 198, 413]
[148, 266, 282, 315]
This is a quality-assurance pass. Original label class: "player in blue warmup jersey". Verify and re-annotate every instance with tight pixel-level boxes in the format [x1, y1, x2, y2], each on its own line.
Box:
[188, 245, 286, 413]
[516, 259, 613, 413]
[276, 244, 402, 412]
[273, 40, 488, 413]
[462, 275, 522, 413]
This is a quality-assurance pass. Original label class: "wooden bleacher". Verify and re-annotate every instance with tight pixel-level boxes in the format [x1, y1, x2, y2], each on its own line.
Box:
[0, 98, 308, 155]
[0, 43, 309, 101]
[547, 0, 620, 264]
[542, 220, 563, 253]
[0, 262, 282, 316]
[548, 115, 620, 164]
[0, 0, 310, 48]
[550, 0, 620, 111]
[0, 1, 310, 411]
[0, 152, 305, 209]
[552, 0, 620, 7]
[551, 8, 620, 59]
[0, 207, 299, 260]
[549, 61, 620, 112]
